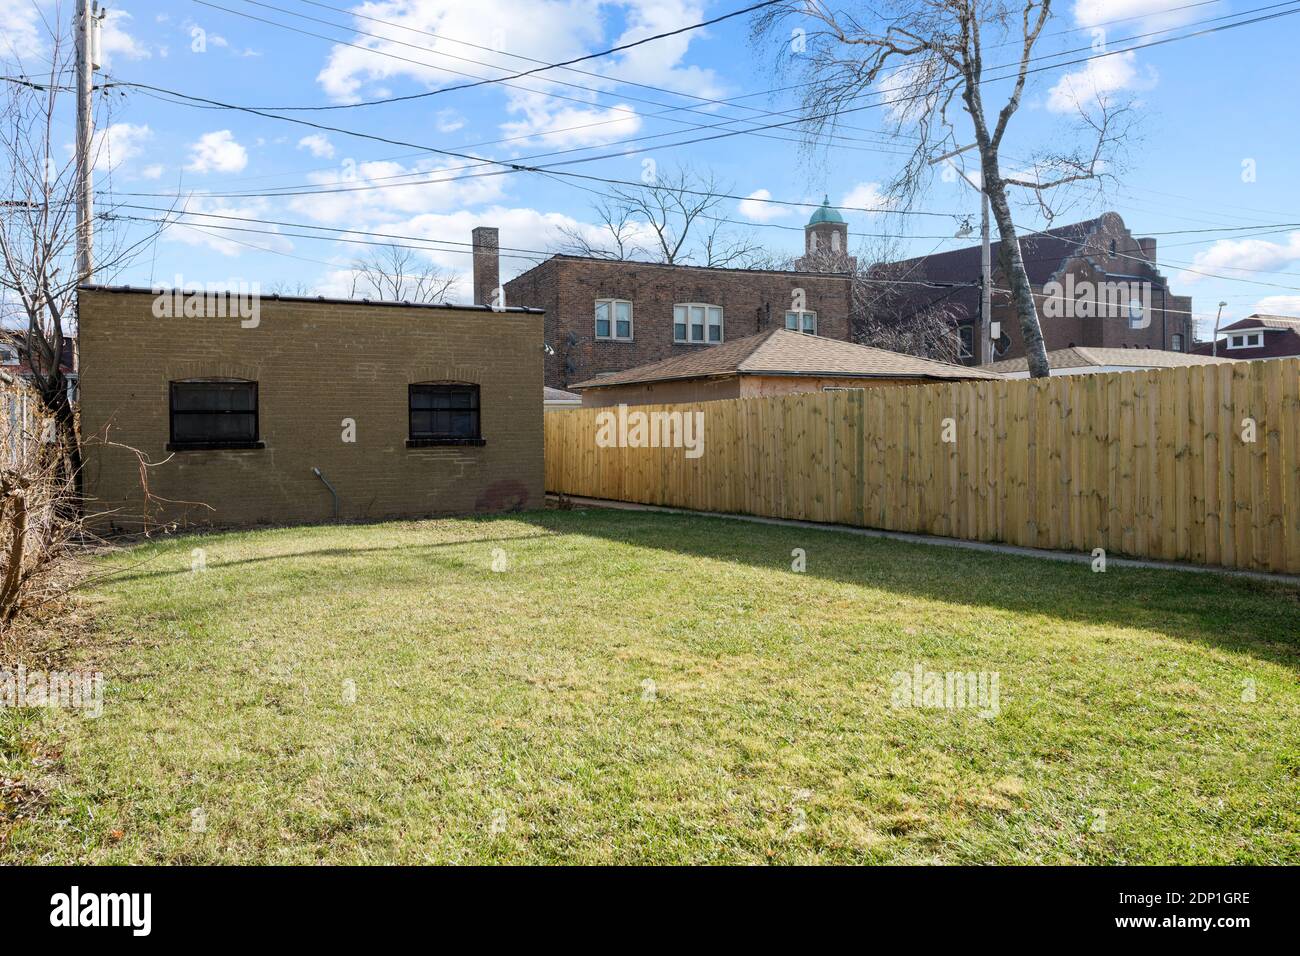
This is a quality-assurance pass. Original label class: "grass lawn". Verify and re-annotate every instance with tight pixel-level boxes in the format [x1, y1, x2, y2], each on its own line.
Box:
[2, 507, 1297, 864]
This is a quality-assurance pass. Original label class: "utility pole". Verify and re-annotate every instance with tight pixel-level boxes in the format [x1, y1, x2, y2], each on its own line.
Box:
[75, 0, 102, 283]
[931, 144, 992, 364]
[979, 189, 992, 365]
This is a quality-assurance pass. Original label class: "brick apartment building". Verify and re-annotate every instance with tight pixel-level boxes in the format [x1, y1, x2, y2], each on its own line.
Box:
[78, 286, 544, 528]
[499, 199, 856, 389]
[872, 212, 1194, 366]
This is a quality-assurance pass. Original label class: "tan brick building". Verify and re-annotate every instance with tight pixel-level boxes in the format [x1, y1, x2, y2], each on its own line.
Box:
[78, 286, 544, 529]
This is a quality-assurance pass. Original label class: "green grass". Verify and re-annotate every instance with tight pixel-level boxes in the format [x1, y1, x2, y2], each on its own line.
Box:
[2, 508, 1298, 864]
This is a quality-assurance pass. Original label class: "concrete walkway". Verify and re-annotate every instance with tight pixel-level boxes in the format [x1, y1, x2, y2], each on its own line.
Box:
[548, 494, 1300, 586]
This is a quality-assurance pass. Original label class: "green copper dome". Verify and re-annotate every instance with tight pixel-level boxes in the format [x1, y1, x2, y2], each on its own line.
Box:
[807, 194, 845, 225]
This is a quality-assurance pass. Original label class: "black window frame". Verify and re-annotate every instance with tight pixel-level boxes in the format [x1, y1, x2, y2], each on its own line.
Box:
[168, 379, 263, 451]
[958, 325, 975, 358]
[407, 382, 485, 448]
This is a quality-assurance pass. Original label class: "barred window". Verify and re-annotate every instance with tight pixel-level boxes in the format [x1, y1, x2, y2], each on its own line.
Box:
[409, 383, 482, 445]
[169, 380, 260, 449]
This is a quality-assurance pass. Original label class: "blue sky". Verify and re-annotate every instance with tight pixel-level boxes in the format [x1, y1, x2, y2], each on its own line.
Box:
[7, 0, 1300, 338]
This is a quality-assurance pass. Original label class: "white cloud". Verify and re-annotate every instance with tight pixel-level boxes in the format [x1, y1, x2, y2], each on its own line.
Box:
[497, 94, 642, 148]
[436, 110, 465, 134]
[1178, 232, 1300, 284]
[313, 205, 613, 302]
[90, 122, 152, 172]
[141, 164, 165, 180]
[737, 189, 789, 223]
[1251, 295, 1300, 316]
[285, 156, 506, 225]
[186, 130, 249, 174]
[1046, 50, 1156, 113]
[0, 0, 46, 61]
[1071, 0, 1210, 30]
[312, 1, 719, 149]
[99, 10, 151, 65]
[166, 196, 292, 258]
[297, 134, 336, 159]
[840, 182, 891, 214]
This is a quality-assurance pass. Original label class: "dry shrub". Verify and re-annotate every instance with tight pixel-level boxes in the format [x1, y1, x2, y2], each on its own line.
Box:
[0, 374, 81, 631]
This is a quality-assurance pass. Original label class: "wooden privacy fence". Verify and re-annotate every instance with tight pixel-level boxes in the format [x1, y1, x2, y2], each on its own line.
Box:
[545, 358, 1300, 575]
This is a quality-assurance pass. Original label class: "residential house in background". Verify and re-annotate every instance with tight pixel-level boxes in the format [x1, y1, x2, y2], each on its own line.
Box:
[570, 328, 999, 407]
[1191, 314, 1300, 360]
[871, 212, 1194, 366]
[78, 286, 544, 528]
[983, 345, 1233, 378]
[1, 331, 78, 400]
[501, 200, 858, 390]
[543, 386, 582, 411]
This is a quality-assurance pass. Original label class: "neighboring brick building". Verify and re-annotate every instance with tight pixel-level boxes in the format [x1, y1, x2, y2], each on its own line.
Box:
[501, 200, 856, 390]
[1191, 314, 1300, 360]
[873, 212, 1195, 366]
[77, 286, 544, 528]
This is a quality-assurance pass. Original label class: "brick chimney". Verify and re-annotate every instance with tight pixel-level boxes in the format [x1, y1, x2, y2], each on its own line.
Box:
[472, 226, 500, 307]
[1137, 237, 1157, 264]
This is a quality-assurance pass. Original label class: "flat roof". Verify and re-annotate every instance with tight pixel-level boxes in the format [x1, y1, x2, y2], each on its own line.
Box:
[507, 253, 853, 285]
[78, 284, 545, 314]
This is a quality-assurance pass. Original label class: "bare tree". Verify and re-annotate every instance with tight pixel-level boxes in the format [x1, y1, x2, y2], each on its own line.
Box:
[558, 165, 765, 268]
[266, 280, 317, 297]
[0, 16, 159, 493]
[794, 240, 964, 362]
[347, 245, 457, 302]
[754, 1, 1131, 377]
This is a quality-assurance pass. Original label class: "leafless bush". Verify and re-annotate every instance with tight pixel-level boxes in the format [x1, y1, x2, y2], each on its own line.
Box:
[0, 375, 76, 628]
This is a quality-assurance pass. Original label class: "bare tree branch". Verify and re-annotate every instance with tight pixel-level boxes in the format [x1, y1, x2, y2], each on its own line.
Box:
[753, 1, 1130, 377]
[347, 245, 456, 303]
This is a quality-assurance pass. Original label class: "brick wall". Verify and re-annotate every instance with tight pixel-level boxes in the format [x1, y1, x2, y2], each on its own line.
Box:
[985, 216, 1194, 362]
[505, 256, 853, 388]
[78, 288, 544, 528]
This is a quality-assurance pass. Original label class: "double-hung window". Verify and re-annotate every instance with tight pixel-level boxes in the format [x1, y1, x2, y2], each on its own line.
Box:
[958, 325, 974, 358]
[595, 299, 633, 341]
[674, 304, 723, 344]
[169, 379, 261, 450]
[785, 310, 817, 334]
[408, 382, 483, 446]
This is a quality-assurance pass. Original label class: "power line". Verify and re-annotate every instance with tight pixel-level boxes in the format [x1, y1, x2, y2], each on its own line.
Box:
[180, 0, 926, 164]
[101, 4, 1300, 218]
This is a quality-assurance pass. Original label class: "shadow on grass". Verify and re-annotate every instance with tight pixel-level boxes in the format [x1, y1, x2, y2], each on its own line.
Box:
[516, 507, 1300, 671]
[98, 530, 562, 586]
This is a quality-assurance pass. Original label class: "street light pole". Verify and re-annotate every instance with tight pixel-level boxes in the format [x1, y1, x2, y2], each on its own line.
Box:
[980, 189, 991, 364]
[1212, 300, 1228, 357]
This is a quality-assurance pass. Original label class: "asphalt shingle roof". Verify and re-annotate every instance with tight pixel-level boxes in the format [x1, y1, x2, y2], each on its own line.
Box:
[982, 346, 1234, 374]
[570, 329, 1002, 389]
